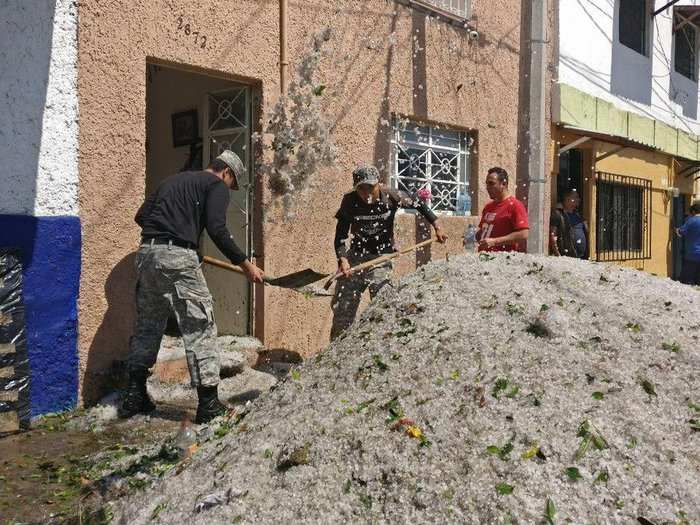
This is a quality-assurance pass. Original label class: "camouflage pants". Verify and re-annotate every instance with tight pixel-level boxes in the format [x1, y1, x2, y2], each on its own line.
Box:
[127, 242, 220, 387]
[330, 255, 392, 341]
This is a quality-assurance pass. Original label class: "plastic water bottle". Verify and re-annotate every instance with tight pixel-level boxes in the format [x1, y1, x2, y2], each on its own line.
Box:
[456, 191, 472, 216]
[464, 224, 477, 252]
[175, 417, 197, 458]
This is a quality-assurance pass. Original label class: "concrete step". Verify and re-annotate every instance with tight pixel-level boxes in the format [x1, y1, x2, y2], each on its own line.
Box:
[147, 367, 278, 410]
[254, 349, 301, 380]
[219, 335, 265, 369]
[152, 335, 263, 384]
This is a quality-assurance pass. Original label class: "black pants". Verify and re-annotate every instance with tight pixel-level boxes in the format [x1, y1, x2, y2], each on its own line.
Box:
[680, 259, 700, 286]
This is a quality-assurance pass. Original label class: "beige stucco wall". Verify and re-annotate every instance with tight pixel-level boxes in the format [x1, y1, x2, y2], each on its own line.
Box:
[77, 0, 529, 403]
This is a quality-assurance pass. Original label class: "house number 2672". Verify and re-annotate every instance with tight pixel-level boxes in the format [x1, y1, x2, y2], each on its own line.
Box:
[177, 16, 207, 49]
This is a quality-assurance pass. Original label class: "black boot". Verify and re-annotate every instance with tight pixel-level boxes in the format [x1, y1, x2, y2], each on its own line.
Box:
[119, 368, 156, 418]
[195, 385, 227, 424]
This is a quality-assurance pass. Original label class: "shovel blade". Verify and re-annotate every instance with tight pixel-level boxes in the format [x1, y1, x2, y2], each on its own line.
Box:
[266, 268, 329, 289]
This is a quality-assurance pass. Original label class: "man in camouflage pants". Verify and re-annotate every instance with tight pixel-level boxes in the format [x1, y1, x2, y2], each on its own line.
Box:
[330, 165, 447, 340]
[129, 245, 220, 389]
[121, 150, 264, 423]
[330, 258, 392, 341]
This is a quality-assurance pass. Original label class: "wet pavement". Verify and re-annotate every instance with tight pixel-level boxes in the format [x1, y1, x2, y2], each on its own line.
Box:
[0, 409, 182, 524]
[0, 338, 287, 524]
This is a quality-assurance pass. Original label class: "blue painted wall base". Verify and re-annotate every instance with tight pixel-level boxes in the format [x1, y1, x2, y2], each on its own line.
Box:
[0, 214, 81, 416]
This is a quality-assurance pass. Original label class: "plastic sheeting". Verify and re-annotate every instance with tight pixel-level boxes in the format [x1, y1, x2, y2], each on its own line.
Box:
[0, 248, 30, 433]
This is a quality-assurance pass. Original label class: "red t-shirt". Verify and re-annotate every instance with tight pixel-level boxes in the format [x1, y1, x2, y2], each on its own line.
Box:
[478, 196, 529, 252]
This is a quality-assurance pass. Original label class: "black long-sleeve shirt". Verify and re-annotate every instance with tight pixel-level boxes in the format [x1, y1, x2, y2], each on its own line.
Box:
[136, 170, 247, 265]
[334, 186, 437, 259]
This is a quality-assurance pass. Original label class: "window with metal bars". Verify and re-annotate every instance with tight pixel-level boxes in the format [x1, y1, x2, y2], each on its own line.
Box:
[595, 172, 652, 261]
[397, 0, 470, 20]
[391, 118, 472, 213]
[420, 0, 470, 19]
[674, 17, 697, 81]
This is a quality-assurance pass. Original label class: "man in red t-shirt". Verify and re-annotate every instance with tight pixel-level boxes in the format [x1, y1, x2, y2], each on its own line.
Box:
[477, 167, 529, 252]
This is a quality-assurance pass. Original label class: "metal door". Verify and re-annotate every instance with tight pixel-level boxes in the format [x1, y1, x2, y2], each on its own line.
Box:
[201, 85, 252, 335]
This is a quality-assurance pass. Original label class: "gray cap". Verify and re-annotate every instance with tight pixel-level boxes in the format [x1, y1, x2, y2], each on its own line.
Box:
[216, 150, 245, 182]
[352, 165, 380, 189]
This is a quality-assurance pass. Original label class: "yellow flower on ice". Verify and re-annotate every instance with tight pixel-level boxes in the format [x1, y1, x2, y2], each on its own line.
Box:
[521, 443, 539, 460]
[406, 426, 423, 439]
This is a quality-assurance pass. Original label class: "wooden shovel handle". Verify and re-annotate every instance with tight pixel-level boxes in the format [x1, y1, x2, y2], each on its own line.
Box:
[324, 238, 435, 290]
[203, 255, 277, 286]
[202, 255, 246, 276]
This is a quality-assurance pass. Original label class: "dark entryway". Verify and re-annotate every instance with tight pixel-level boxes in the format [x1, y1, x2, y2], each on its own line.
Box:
[671, 195, 686, 280]
[145, 62, 255, 336]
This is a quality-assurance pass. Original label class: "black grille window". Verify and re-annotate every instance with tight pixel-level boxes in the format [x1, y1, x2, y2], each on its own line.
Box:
[619, 0, 648, 56]
[595, 172, 652, 261]
[674, 20, 697, 80]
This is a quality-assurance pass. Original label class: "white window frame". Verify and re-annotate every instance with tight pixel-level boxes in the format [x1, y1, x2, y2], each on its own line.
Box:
[395, 0, 471, 24]
[390, 118, 472, 215]
[421, 0, 470, 19]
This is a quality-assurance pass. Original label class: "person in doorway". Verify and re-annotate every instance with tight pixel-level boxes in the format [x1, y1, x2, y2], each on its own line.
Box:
[675, 199, 700, 286]
[120, 150, 264, 424]
[477, 167, 529, 252]
[549, 202, 565, 256]
[330, 165, 448, 340]
[550, 190, 589, 259]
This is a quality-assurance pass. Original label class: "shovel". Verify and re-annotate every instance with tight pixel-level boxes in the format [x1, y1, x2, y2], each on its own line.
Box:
[202, 256, 329, 290]
[323, 238, 436, 290]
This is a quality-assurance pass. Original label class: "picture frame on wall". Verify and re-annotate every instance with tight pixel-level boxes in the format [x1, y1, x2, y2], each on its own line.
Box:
[171, 109, 199, 148]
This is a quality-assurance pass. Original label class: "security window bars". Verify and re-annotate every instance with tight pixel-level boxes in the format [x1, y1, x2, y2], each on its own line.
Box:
[674, 19, 697, 81]
[391, 119, 471, 213]
[418, 0, 470, 19]
[207, 88, 247, 132]
[595, 172, 652, 262]
[619, 0, 648, 56]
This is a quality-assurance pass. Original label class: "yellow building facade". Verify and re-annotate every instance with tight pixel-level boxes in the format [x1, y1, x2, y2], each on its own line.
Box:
[552, 86, 698, 278]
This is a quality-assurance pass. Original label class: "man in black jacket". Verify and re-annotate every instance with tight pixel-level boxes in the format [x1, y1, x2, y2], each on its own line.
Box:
[121, 150, 264, 423]
[330, 165, 447, 340]
[550, 190, 589, 259]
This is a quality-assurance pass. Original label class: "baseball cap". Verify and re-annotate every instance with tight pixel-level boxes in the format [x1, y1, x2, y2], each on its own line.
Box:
[352, 165, 380, 189]
[216, 150, 245, 183]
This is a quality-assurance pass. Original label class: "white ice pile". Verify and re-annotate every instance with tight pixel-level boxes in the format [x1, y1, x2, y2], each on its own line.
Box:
[112, 253, 699, 524]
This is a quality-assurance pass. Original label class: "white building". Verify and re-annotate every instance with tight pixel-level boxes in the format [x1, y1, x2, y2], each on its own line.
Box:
[552, 0, 700, 278]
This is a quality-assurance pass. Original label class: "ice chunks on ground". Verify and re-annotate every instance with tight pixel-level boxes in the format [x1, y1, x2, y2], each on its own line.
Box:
[112, 253, 700, 524]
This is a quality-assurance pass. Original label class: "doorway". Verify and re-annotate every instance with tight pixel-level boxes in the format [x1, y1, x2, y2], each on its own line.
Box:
[557, 148, 584, 206]
[145, 62, 254, 335]
[671, 195, 686, 280]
